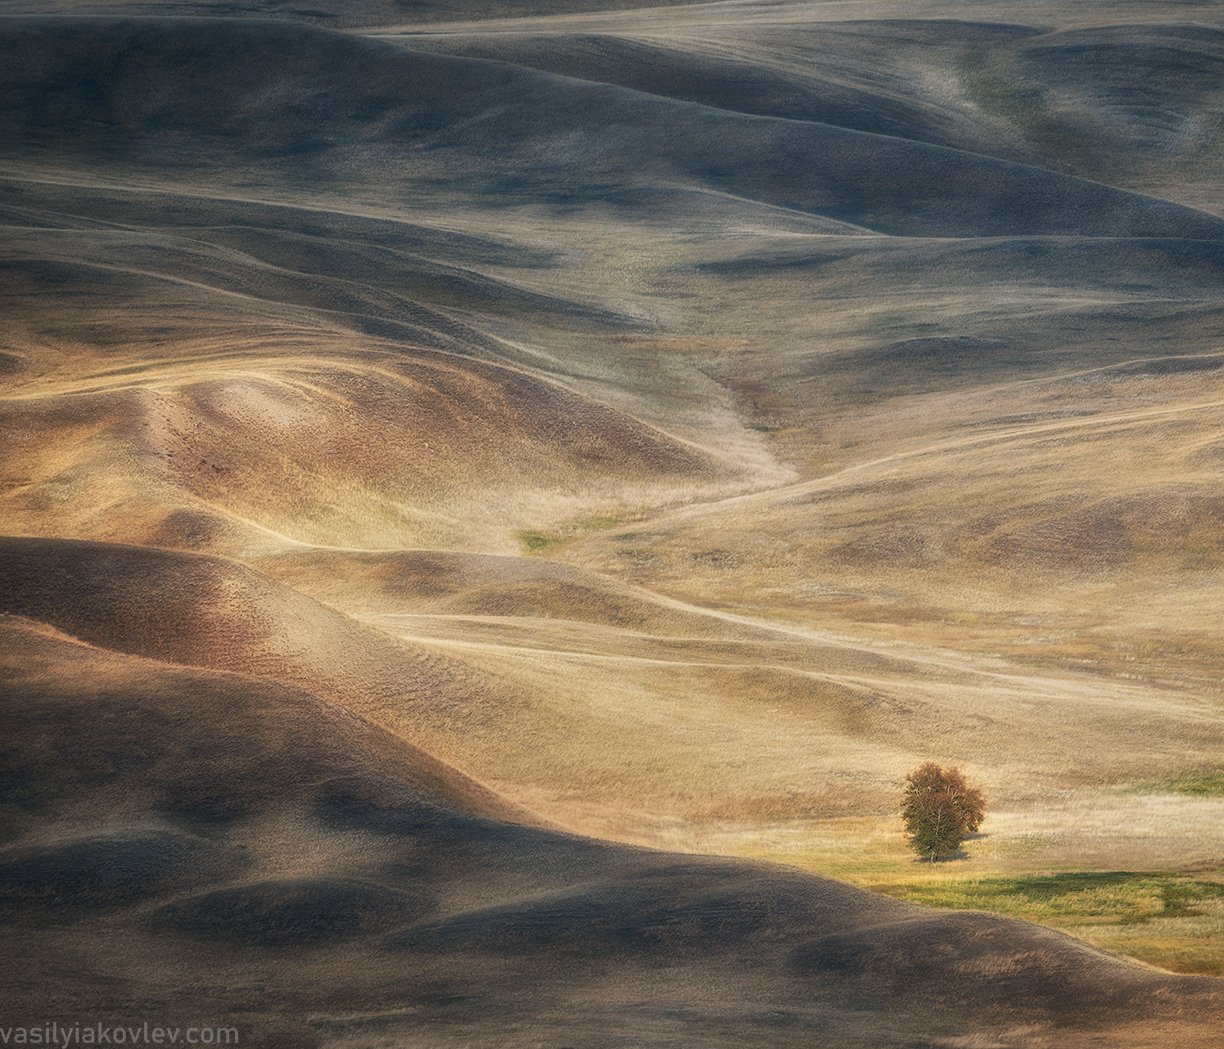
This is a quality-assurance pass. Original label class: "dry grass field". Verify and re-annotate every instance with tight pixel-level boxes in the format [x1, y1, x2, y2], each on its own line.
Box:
[1, 0, 1222, 1045]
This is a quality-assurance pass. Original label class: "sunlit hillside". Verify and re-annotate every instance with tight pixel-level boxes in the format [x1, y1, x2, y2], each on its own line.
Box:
[1, 2, 1222, 1045]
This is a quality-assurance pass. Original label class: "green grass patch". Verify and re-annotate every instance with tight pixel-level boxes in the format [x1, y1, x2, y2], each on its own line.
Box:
[955, 48, 1100, 167]
[958, 51, 1048, 125]
[1133, 772, 1224, 798]
[873, 872, 1224, 927]
[515, 511, 644, 555]
[732, 834, 1224, 974]
[516, 529, 563, 555]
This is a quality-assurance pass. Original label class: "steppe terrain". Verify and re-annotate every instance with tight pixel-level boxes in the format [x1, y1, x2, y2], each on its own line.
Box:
[1, 0, 1222, 1045]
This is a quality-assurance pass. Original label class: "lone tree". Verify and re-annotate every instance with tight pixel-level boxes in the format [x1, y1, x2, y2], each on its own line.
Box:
[901, 763, 986, 862]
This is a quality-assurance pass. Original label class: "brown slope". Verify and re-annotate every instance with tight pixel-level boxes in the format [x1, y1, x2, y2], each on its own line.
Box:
[2, 615, 1221, 1049]
[245, 538, 1224, 861]
[5, 534, 1216, 887]
[0, 330, 728, 558]
[560, 361, 1224, 688]
[0, 615, 529, 837]
[256, 545, 762, 636]
[0, 536, 548, 771]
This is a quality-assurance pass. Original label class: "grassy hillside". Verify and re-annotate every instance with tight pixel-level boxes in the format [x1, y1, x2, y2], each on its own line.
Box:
[3, 613, 1221, 1046]
[1, 0, 1222, 1044]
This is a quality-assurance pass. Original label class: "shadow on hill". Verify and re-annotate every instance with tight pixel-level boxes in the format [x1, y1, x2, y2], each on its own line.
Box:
[0, 562, 1221, 1045]
[4, 19, 1224, 238]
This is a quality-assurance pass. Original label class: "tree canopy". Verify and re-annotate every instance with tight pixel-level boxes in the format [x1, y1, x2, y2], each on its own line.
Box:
[901, 763, 986, 861]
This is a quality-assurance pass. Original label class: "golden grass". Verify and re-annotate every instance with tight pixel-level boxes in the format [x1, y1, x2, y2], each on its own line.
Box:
[4, 13, 1224, 990]
[715, 816, 1224, 975]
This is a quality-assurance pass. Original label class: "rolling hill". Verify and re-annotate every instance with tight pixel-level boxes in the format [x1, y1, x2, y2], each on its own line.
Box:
[3, 610, 1221, 1047]
[2, 0, 1222, 1044]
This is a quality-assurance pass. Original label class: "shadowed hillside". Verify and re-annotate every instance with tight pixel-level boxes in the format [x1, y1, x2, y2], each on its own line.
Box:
[4, 19, 1224, 237]
[2, 0, 1223, 1043]
[3, 613, 1221, 1047]
[400, 17, 1224, 209]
